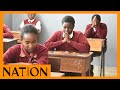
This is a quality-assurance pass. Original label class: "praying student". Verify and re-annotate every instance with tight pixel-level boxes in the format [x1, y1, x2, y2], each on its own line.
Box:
[84, 14, 107, 46]
[19, 14, 41, 33]
[44, 15, 90, 76]
[4, 24, 48, 64]
[3, 24, 13, 38]
[84, 14, 107, 76]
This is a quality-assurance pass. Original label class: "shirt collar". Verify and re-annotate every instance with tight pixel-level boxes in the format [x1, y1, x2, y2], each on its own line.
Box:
[28, 19, 35, 23]
[19, 44, 37, 58]
[62, 31, 73, 39]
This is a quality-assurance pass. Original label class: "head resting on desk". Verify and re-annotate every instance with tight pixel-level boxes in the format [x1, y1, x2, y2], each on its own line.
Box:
[62, 15, 75, 35]
[20, 24, 38, 53]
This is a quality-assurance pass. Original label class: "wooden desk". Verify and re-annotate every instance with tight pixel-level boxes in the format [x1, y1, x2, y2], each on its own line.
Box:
[87, 38, 105, 52]
[87, 38, 105, 76]
[3, 38, 18, 53]
[11, 31, 20, 38]
[11, 31, 21, 43]
[4, 63, 32, 65]
[48, 51, 93, 76]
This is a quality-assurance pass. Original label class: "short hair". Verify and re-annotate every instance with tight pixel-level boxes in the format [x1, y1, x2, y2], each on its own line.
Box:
[20, 24, 38, 38]
[92, 14, 101, 22]
[62, 16, 75, 26]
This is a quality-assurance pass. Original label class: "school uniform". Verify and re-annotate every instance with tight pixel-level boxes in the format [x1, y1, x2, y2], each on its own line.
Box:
[19, 19, 41, 33]
[4, 44, 48, 64]
[44, 30, 91, 76]
[3, 24, 13, 38]
[84, 23, 107, 46]
[84, 23, 108, 76]
[44, 30, 90, 53]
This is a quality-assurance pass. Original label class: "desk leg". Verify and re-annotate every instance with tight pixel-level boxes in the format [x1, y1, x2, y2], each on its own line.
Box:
[100, 50, 105, 76]
[100, 55, 103, 76]
[103, 51, 105, 76]
[81, 73, 86, 76]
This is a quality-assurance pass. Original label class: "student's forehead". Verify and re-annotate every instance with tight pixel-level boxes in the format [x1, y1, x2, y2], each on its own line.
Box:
[63, 22, 73, 26]
[23, 33, 37, 38]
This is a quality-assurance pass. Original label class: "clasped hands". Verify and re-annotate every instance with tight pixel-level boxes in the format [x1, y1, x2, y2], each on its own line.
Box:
[62, 32, 71, 43]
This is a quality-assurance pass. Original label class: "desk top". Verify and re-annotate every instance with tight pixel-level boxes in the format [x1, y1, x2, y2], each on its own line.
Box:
[87, 38, 105, 41]
[48, 51, 93, 58]
[3, 38, 18, 42]
[11, 31, 20, 34]
[4, 62, 32, 65]
[87, 38, 105, 52]
[11, 31, 20, 39]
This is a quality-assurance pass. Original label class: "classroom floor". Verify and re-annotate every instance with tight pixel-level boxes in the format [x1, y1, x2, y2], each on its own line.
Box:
[93, 65, 117, 77]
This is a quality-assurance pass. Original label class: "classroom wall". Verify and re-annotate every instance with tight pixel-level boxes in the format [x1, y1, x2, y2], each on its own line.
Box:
[4, 14, 117, 67]
[4, 14, 12, 30]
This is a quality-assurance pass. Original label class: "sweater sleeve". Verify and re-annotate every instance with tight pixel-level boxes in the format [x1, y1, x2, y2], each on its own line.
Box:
[44, 31, 63, 50]
[95, 23, 107, 39]
[36, 47, 48, 64]
[84, 24, 94, 38]
[3, 45, 19, 64]
[3, 24, 13, 38]
[69, 32, 90, 53]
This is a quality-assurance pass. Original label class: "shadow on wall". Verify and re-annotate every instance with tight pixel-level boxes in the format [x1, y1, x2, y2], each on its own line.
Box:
[37, 16, 49, 45]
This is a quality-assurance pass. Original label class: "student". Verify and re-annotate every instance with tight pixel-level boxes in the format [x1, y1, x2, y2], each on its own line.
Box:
[3, 24, 13, 38]
[44, 15, 90, 76]
[19, 14, 41, 33]
[4, 24, 48, 64]
[84, 14, 107, 47]
[84, 14, 107, 76]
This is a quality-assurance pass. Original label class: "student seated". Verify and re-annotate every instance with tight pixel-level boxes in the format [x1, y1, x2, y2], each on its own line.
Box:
[4, 24, 48, 64]
[84, 14, 108, 76]
[44, 15, 90, 76]
[3, 24, 13, 38]
[19, 14, 41, 33]
[84, 14, 107, 49]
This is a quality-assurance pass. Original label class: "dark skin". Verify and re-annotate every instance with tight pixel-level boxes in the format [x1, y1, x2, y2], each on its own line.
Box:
[21, 33, 37, 54]
[18, 14, 36, 31]
[27, 14, 36, 20]
[15, 33, 38, 64]
[91, 16, 100, 28]
[62, 22, 74, 43]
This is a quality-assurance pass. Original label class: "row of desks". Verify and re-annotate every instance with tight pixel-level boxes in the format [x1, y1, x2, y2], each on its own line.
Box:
[5, 31, 105, 52]
[3, 31, 105, 76]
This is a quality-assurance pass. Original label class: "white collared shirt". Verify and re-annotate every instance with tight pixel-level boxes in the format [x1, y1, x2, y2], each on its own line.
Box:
[62, 31, 73, 39]
[19, 19, 41, 33]
[93, 27, 96, 32]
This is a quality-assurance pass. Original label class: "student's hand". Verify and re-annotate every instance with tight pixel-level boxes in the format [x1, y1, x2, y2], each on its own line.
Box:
[62, 37, 67, 43]
[62, 32, 70, 43]
[65, 32, 71, 43]
[91, 16, 97, 28]
[65, 33, 71, 43]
